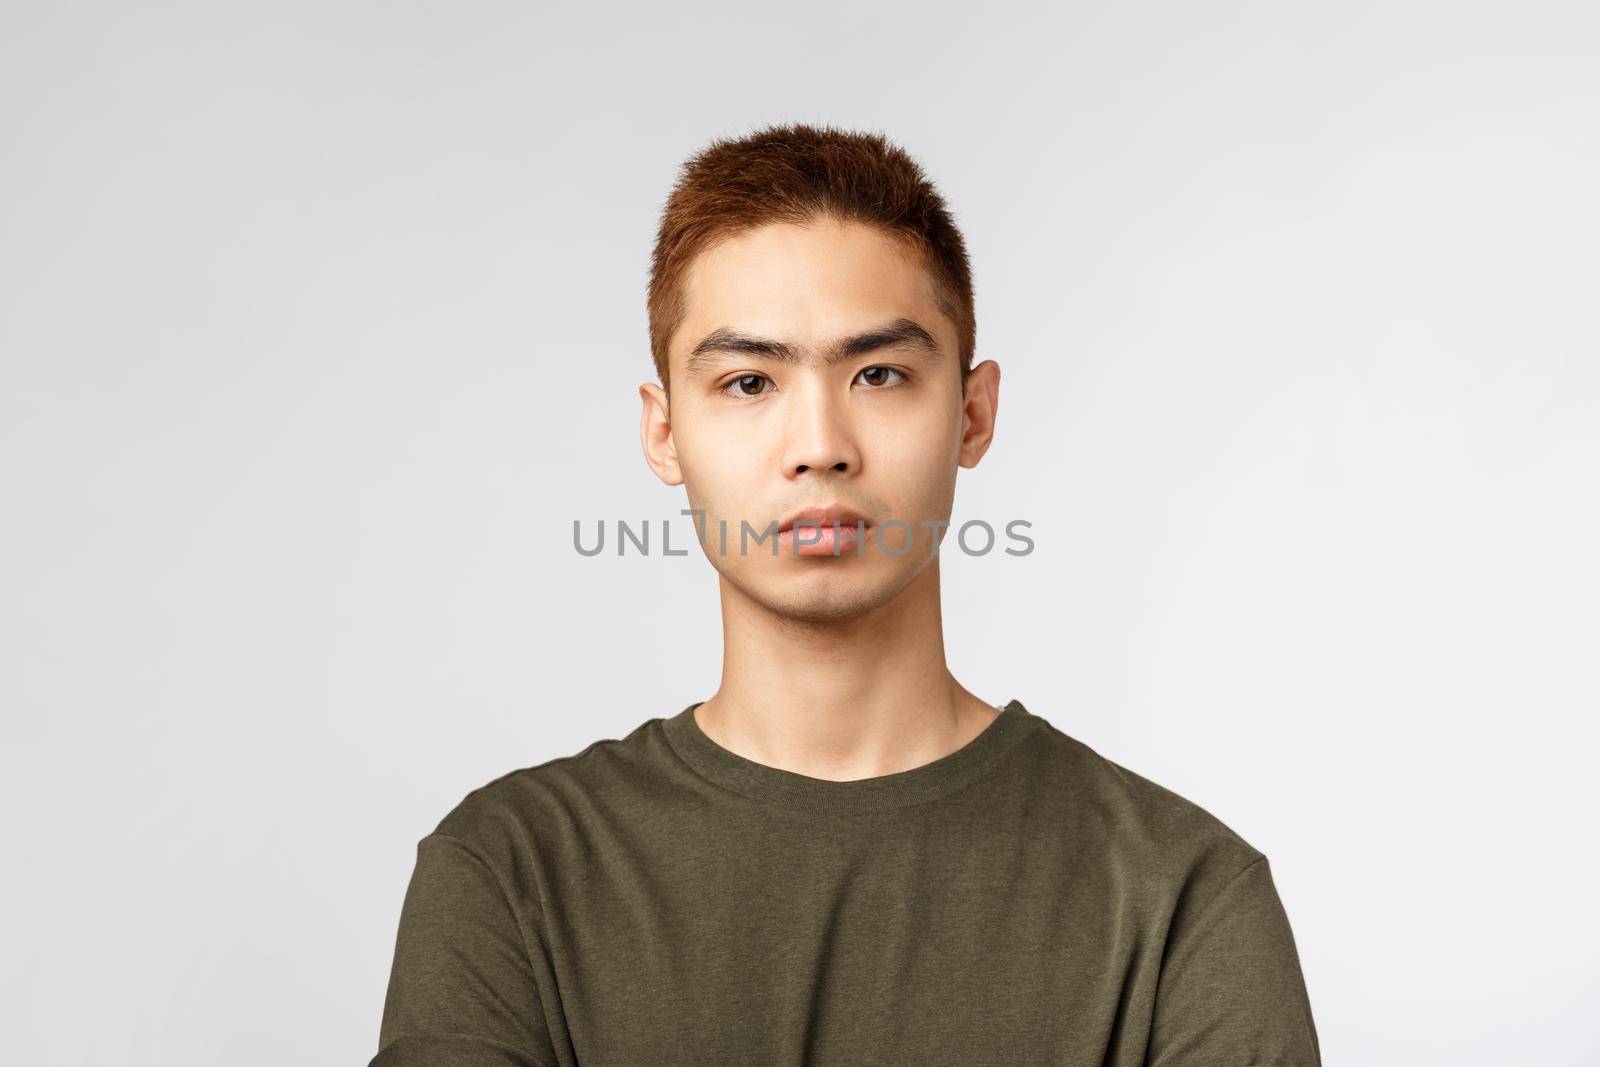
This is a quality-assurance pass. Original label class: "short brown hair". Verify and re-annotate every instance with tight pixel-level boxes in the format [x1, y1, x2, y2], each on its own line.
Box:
[647, 122, 975, 394]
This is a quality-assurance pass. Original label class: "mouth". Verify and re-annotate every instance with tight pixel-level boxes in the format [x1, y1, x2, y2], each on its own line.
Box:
[775, 504, 874, 557]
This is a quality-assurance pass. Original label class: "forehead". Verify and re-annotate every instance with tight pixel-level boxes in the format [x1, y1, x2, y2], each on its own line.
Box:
[672, 218, 952, 361]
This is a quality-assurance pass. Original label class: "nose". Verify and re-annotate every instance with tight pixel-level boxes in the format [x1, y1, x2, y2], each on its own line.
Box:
[782, 376, 862, 478]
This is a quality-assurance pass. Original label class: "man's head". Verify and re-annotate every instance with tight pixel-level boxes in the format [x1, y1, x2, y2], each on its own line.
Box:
[640, 123, 999, 623]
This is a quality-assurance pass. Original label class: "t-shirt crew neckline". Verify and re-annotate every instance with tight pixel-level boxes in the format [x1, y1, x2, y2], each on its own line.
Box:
[662, 698, 1037, 813]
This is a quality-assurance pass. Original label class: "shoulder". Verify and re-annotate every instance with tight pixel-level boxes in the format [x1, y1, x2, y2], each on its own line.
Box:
[1018, 711, 1266, 896]
[425, 714, 671, 871]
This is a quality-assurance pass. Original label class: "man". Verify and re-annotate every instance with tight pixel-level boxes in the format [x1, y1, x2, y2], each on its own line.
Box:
[372, 122, 1321, 1065]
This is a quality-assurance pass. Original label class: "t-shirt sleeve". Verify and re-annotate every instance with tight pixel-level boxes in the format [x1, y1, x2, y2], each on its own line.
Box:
[1145, 854, 1322, 1066]
[371, 832, 560, 1067]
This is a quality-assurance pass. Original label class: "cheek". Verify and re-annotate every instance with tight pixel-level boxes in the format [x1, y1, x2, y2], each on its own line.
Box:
[678, 438, 765, 513]
[872, 426, 960, 509]
[871, 403, 960, 465]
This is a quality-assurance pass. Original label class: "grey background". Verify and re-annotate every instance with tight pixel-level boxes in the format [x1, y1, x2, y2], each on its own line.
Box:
[3, 2, 1596, 1064]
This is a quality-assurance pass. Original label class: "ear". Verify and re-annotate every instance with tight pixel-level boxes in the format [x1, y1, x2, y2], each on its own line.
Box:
[639, 381, 684, 486]
[958, 359, 1000, 468]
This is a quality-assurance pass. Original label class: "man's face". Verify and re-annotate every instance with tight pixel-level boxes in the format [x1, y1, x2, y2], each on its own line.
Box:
[641, 216, 992, 622]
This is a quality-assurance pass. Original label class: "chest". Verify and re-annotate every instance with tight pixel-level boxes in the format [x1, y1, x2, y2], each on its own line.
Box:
[532, 812, 1164, 1065]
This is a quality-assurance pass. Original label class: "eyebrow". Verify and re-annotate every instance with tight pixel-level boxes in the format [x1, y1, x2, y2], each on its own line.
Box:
[682, 317, 945, 379]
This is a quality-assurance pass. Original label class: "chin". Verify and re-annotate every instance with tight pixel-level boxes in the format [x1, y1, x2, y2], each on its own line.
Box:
[738, 564, 915, 624]
[777, 591, 882, 623]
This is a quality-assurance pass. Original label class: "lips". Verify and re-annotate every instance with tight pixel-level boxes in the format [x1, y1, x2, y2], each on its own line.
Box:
[777, 504, 873, 533]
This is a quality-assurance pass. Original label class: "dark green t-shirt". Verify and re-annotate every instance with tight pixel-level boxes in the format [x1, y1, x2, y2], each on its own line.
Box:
[373, 699, 1320, 1065]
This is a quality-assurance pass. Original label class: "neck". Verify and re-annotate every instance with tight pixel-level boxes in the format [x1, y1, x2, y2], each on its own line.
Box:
[695, 558, 999, 782]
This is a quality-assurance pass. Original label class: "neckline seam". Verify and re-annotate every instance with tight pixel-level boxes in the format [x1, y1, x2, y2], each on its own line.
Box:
[660, 700, 1034, 815]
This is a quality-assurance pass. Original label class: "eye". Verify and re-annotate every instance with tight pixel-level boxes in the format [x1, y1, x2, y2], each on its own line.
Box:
[720, 373, 773, 399]
[856, 365, 906, 388]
